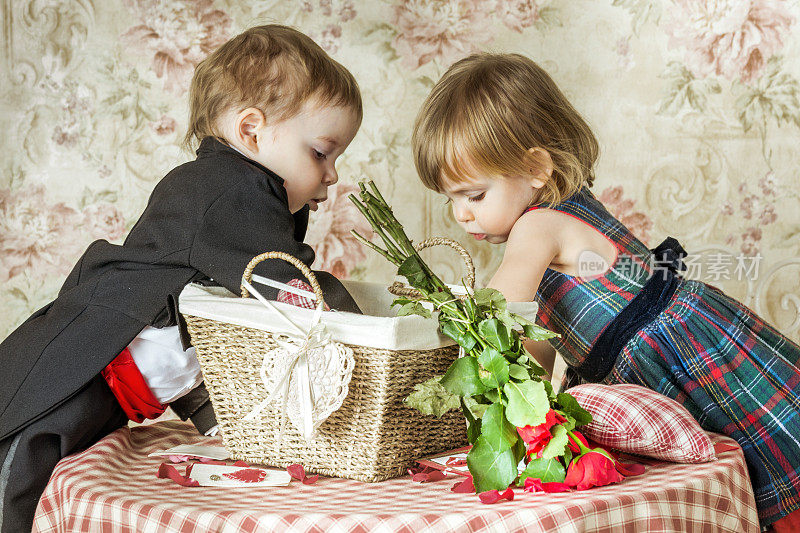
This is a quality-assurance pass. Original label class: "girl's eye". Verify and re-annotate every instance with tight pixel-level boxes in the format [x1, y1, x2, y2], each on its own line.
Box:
[467, 192, 485, 202]
[313, 149, 327, 160]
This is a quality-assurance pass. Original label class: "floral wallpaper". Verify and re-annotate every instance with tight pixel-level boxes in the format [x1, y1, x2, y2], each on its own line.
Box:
[2, 0, 800, 345]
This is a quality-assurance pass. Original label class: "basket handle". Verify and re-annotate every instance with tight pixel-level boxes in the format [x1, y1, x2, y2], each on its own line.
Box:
[388, 237, 475, 298]
[241, 251, 325, 306]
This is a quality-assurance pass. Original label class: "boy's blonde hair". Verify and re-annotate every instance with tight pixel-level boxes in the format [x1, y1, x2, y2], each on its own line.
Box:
[412, 53, 598, 206]
[184, 25, 362, 149]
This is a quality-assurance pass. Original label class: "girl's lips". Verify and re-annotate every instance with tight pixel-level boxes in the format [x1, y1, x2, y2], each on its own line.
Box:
[471, 233, 486, 241]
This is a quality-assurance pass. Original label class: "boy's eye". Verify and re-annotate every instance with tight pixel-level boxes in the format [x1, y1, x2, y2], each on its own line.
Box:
[467, 192, 485, 202]
[313, 149, 327, 160]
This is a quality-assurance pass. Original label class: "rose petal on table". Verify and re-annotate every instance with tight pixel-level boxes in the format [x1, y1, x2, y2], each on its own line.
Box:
[412, 470, 447, 483]
[478, 488, 514, 504]
[223, 468, 267, 483]
[233, 460, 250, 467]
[287, 463, 306, 481]
[168, 455, 191, 463]
[201, 459, 228, 465]
[615, 461, 646, 477]
[452, 477, 475, 493]
[302, 474, 319, 485]
[157, 463, 199, 487]
[541, 482, 571, 493]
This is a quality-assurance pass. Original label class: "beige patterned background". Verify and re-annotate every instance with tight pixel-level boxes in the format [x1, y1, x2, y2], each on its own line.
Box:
[2, 0, 800, 344]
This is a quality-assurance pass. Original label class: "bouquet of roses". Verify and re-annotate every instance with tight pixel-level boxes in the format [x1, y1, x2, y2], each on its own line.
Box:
[350, 181, 630, 496]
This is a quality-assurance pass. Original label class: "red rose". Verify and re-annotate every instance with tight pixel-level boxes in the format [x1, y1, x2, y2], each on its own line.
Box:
[564, 451, 624, 491]
[567, 430, 589, 453]
[517, 409, 567, 458]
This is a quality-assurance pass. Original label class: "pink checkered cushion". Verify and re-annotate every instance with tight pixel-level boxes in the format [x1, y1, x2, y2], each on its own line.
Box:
[566, 383, 715, 463]
[277, 279, 329, 311]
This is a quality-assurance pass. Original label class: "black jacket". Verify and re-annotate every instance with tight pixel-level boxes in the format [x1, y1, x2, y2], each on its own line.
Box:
[0, 137, 359, 441]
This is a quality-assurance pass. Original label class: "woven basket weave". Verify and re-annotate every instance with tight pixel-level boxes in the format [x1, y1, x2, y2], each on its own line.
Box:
[182, 251, 468, 482]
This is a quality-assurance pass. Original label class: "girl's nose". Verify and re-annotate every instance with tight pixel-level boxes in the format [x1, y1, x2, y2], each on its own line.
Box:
[453, 202, 473, 223]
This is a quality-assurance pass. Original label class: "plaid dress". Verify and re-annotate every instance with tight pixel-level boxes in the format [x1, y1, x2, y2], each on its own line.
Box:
[532, 187, 800, 526]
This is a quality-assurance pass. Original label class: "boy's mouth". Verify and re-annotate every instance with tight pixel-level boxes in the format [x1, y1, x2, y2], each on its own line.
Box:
[307, 197, 327, 211]
[470, 233, 487, 241]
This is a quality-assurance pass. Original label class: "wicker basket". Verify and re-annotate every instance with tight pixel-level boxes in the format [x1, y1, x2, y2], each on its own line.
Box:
[180, 250, 468, 482]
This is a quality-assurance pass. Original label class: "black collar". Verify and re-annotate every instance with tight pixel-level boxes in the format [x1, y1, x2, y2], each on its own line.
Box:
[196, 137, 285, 185]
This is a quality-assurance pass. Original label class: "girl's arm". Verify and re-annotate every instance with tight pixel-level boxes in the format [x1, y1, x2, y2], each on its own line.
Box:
[488, 211, 560, 377]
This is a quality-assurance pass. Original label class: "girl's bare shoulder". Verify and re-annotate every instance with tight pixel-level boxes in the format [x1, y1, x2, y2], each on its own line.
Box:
[505, 208, 562, 260]
[510, 207, 617, 276]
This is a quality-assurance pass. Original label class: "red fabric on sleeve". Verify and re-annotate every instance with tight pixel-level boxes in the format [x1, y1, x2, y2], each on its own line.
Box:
[101, 347, 167, 423]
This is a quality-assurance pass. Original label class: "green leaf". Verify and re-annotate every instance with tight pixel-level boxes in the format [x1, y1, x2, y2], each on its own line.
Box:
[474, 288, 507, 310]
[439, 320, 461, 342]
[398, 255, 428, 287]
[441, 357, 487, 396]
[510, 312, 535, 327]
[477, 347, 510, 389]
[557, 392, 593, 427]
[496, 309, 517, 329]
[483, 389, 500, 403]
[512, 434, 527, 467]
[479, 318, 512, 351]
[403, 376, 460, 417]
[463, 396, 488, 418]
[440, 320, 478, 352]
[560, 413, 577, 432]
[528, 362, 547, 377]
[428, 290, 456, 308]
[458, 331, 478, 352]
[480, 403, 518, 452]
[508, 364, 530, 381]
[540, 425, 570, 460]
[522, 323, 560, 341]
[467, 437, 518, 493]
[464, 294, 478, 321]
[395, 300, 431, 319]
[503, 380, 550, 428]
[518, 457, 566, 485]
[461, 398, 482, 444]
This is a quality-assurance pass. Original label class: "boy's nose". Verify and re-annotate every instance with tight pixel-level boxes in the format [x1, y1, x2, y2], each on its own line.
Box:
[324, 168, 339, 185]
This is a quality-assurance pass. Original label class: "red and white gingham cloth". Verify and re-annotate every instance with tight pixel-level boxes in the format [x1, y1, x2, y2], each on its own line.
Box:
[277, 279, 329, 311]
[33, 420, 759, 532]
[567, 384, 715, 463]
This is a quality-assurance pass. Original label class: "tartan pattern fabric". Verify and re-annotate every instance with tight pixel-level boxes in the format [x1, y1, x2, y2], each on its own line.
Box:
[277, 278, 328, 310]
[533, 187, 800, 526]
[566, 384, 714, 463]
[33, 420, 760, 533]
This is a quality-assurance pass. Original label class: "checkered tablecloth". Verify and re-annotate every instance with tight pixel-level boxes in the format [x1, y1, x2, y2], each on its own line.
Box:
[33, 420, 759, 532]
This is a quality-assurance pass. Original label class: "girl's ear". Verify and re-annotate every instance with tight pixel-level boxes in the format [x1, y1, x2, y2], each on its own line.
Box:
[235, 107, 267, 153]
[525, 147, 553, 189]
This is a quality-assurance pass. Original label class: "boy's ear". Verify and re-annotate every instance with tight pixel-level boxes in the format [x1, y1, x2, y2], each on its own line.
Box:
[525, 147, 553, 189]
[235, 107, 267, 153]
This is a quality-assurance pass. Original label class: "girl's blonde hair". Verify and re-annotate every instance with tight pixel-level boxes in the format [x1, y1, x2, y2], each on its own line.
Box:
[412, 53, 598, 206]
[184, 24, 362, 150]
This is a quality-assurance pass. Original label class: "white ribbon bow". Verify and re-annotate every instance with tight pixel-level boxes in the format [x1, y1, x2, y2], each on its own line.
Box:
[241, 278, 353, 444]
